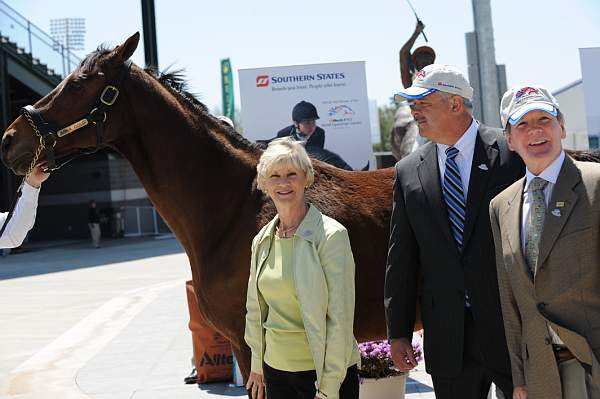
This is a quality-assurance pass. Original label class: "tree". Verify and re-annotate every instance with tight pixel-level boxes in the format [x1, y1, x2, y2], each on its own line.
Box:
[374, 101, 397, 152]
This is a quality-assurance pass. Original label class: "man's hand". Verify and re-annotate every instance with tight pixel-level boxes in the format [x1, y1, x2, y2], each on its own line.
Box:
[513, 385, 528, 399]
[25, 165, 50, 188]
[245, 371, 265, 399]
[390, 338, 418, 372]
[415, 20, 425, 34]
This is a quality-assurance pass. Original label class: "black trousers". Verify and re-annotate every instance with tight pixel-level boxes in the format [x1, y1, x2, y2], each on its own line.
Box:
[263, 362, 359, 399]
[431, 308, 513, 399]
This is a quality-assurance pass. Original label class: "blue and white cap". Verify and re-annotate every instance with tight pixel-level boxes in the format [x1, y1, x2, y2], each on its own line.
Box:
[500, 85, 560, 128]
[394, 64, 474, 102]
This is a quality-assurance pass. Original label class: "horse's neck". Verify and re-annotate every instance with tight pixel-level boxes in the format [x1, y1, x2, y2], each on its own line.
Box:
[113, 73, 258, 258]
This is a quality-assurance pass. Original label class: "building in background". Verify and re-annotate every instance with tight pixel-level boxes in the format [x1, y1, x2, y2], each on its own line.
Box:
[580, 47, 600, 149]
[553, 80, 590, 150]
[549, 48, 600, 151]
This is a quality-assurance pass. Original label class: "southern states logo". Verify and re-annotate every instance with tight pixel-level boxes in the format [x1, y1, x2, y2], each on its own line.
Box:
[256, 75, 269, 87]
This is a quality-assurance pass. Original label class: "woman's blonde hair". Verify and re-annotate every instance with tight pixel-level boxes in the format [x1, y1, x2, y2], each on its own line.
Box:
[256, 138, 315, 192]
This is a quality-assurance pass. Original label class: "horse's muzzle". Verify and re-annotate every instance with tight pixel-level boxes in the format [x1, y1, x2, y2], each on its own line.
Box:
[0, 129, 30, 174]
[0, 132, 15, 169]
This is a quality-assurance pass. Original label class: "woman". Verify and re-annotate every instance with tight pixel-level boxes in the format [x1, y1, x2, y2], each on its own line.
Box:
[245, 138, 360, 399]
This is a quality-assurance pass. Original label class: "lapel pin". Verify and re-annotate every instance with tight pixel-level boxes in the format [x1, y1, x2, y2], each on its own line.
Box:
[555, 201, 565, 208]
[551, 209, 561, 217]
[478, 164, 488, 171]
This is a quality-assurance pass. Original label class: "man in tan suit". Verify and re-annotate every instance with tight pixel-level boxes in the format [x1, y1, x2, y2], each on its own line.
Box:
[490, 85, 600, 399]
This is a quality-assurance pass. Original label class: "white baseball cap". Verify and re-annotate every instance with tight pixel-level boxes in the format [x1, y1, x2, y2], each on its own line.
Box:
[394, 64, 474, 102]
[500, 85, 559, 128]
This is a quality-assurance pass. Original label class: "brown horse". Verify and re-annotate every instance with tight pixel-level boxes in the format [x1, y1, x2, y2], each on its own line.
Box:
[3, 33, 599, 383]
[0, 33, 394, 379]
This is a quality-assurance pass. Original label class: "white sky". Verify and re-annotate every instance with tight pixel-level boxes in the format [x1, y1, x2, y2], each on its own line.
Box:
[5, 0, 600, 115]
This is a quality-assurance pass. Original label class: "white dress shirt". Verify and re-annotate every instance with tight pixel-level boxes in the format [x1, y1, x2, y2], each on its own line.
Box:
[0, 182, 40, 248]
[521, 150, 566, 345]
[436, 118, 479, 198]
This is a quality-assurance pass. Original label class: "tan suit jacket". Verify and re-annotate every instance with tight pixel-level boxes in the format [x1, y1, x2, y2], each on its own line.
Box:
[490, 156, 600, 399]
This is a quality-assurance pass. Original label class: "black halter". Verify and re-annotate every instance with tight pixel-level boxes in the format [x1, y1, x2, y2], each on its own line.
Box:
[20, 60, 133, 172]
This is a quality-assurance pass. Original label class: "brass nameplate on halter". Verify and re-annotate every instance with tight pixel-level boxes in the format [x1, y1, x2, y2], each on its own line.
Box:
[57, 118, 89, 137]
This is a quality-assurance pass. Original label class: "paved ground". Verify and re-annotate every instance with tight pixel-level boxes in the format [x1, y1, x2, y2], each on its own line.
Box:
[0, 236, 435, 398]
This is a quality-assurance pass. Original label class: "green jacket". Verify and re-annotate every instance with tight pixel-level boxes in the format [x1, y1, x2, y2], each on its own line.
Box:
[244, 204, 361, 399]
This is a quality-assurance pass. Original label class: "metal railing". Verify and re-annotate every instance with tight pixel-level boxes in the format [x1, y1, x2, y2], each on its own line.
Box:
[0, 0, 81, 78]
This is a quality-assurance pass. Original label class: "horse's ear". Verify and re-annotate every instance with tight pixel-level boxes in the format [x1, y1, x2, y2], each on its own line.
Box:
[109, 32, 139, 66]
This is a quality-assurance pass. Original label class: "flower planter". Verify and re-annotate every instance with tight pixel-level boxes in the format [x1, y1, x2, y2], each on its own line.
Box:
[359, 373, 407, 399]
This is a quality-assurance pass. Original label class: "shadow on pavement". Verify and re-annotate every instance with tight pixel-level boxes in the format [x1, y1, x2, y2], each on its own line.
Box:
[196, 383, 247, 397]
[0, 236, 185, 280]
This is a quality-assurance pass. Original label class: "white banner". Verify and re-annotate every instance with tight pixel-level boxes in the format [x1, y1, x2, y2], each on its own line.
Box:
[580, 48, 600, 138]
[239, 61, 373, 170]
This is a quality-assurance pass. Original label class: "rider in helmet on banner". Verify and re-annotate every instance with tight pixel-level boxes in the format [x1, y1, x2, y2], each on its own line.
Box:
[276, 100, 325, 149]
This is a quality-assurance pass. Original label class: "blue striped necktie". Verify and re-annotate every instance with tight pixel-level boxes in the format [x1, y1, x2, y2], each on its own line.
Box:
[443, 146, 466, 250]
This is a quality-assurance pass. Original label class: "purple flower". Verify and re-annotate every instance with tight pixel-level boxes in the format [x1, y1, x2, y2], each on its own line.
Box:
[357, 339, 423, 380]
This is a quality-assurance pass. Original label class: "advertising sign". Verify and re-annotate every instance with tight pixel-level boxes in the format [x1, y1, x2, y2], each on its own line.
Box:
[239, 61, 373, 170]
[221, 58, 235, 122]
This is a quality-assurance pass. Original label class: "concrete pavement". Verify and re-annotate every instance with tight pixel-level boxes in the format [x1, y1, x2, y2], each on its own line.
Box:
[0, 236, 435, 398]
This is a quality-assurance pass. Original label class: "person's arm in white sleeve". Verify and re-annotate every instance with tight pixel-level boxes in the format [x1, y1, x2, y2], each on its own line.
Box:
[0, 166, 49, 249]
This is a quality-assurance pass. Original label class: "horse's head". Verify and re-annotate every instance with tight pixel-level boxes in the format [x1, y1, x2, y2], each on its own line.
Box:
[1, 33, 140, 175]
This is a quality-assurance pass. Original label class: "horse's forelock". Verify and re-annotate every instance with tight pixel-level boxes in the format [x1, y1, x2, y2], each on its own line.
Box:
[77, 45, 112, 76]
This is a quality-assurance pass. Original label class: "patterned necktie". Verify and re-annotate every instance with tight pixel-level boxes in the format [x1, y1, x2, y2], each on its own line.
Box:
[443, 147, 466, 250]
[525, 177, 548, 276]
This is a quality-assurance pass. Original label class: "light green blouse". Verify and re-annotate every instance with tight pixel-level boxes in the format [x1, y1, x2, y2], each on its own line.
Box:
[257, 236, 314, 372]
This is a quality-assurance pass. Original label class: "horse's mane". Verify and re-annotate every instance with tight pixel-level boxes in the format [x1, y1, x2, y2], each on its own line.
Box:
[568, 149, 600, 163]
[144, 68, 260, 154]
[77, 45, 260, 155]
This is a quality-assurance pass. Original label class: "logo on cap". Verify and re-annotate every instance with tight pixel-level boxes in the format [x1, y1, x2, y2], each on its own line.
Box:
[515, 87, 539, 99]
[415, 69, 426, 79]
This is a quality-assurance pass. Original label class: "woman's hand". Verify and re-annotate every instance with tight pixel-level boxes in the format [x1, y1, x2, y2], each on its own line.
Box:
[246, 371, 265, 399]
[25, 165, 50, 188]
